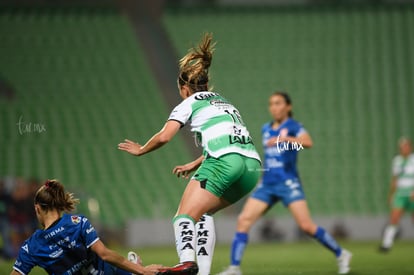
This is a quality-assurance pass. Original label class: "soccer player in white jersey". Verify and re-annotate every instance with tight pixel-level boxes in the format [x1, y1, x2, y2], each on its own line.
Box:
[380, 137, 414, 251]
[118, 33, 261, 275]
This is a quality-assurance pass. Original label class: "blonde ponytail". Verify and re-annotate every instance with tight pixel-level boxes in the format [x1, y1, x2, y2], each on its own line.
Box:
[178, 33, 216, 92]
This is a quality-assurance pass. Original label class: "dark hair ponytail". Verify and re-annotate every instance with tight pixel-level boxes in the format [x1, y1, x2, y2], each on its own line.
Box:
[34, 179, 79, 213]
[271, 91, 293, 117]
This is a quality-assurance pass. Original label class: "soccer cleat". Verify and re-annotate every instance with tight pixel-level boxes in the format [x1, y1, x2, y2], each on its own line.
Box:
[337, 249, 352, 274]
[127, 251, 142, 265]
[156, 261, 198, 275]
[216, 265, 242, 275]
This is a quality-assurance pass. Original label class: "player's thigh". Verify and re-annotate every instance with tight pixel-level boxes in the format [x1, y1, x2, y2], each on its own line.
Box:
[176, 180, 230, 222]
[288, 200, 317, 234]
[237, 197, 270, 232]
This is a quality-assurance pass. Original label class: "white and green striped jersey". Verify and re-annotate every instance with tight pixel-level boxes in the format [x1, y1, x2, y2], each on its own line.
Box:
[168, 91, 261, 162]
[392, 153, 414, 189]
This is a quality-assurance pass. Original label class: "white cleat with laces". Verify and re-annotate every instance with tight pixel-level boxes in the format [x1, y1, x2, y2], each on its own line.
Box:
[216, 265, 242, 275]
[337, 249, 352, 274]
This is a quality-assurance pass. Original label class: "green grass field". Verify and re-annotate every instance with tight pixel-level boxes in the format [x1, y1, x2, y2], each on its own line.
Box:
[1, 241, 413, 274]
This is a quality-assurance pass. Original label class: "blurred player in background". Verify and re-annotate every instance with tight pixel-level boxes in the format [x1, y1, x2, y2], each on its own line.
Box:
[118, 33, 261, 275]
[218, 92, 352, 275]
[380, 137, 414, 252]
[10, 180, 161, 275]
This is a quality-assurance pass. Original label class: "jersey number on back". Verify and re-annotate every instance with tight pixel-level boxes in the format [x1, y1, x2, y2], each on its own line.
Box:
[225, 109, 245, 126]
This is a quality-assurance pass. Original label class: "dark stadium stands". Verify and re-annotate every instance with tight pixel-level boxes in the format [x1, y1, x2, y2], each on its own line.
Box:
[0, 4, 413, 227]
[0, 7, 192, 226]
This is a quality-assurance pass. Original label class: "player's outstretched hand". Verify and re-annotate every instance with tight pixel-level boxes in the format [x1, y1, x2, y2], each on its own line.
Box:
[142, 264, 164, 275]
[118, 139, 142, 156]
[173, 163, 197, 179]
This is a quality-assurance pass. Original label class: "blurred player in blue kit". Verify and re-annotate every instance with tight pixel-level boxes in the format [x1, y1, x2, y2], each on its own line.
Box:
[218, 92, 352, 275]
[10, 180, 162, 275]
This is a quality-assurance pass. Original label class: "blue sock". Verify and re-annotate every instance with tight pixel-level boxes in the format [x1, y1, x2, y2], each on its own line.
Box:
[313, 226, 342, 257]
[230, 232, 248, 266]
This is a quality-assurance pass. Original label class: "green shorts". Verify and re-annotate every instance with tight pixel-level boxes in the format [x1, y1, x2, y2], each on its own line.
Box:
[392, 188, 414, 212]
[193, 153, 261, 204]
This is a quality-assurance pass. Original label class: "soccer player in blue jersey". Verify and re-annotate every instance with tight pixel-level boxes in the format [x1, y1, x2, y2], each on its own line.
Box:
[10, 180, 161, 275]
[218, 92, 352, 275]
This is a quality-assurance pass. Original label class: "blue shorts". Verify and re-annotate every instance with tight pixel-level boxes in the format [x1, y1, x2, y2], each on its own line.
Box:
[251, 178, 305, 207]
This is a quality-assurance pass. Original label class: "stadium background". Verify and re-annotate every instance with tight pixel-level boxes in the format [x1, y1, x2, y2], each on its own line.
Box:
[1, 0, 414, 272]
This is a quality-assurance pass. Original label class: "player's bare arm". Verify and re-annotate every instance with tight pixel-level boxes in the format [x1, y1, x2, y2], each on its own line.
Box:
[118, 120, 181, 156]
[10, 231, 161, 275]
[173, 155, 205, 179]
[90, 240, 161, 275]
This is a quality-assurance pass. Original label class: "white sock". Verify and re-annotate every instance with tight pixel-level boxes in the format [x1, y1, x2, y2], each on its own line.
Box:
[382, 224, 397, 248]
[196, 214, 216, 275]
[174, 215, 196, 263]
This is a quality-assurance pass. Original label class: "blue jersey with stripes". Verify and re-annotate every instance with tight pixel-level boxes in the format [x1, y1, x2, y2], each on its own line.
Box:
[13, 213, 100, 275]
[261, 118, 306, 184]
